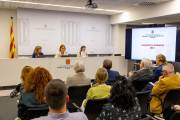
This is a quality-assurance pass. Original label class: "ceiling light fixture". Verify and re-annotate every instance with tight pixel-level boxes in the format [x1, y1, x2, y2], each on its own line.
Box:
[142, 23, 155, 24]
[0, 0, 124, 13]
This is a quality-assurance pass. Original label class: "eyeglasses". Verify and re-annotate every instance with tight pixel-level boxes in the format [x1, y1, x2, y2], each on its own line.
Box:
[161, 70, 166, 74]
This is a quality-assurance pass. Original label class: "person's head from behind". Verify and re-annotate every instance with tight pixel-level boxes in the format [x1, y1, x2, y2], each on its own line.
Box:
[80, 46, 86, 52]
[59, 45, 66, 53]
[24, 67, 52, 102]
[92, 68, 108, 87]
[103, 59, 112, 70]
[34, 46, 42, 55]
[74, 61, 85, 73]
[20, 66, 33, 84]
[44, 79, 68, 112]
[109, 76, 136, 110]
[140, 58, 152, 69]
[156, 54, 167, 66]
[162, 63, 175, 77]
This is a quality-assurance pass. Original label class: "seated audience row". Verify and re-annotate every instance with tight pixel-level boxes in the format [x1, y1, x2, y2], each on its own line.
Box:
[17, 67, 52, 120]
[12, 54, 180, 120]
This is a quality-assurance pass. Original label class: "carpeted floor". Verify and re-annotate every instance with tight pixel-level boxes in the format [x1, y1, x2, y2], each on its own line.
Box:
[0, 96, 18, 120]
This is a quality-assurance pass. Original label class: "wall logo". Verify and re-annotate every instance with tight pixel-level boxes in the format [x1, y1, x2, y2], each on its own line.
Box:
[18, 18, 30, 46]
[142, 30, 164, 38]
[66, 59, 70, 64]
[61, 21, 81, 46]
[86, 26, 101, 32]
[57, 59, 73, 69]
[36, 24, 54, 30]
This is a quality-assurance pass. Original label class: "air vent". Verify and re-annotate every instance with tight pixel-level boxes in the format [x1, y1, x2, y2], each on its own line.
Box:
[138, 2, 156, 6]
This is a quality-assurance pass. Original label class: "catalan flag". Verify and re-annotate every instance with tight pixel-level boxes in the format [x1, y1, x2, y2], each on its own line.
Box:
[10, 17, 16, 58]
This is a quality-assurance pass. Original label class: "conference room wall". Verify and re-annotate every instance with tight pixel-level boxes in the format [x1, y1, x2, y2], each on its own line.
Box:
[0, 8, 18, 58]
[113, 24, 126, 56]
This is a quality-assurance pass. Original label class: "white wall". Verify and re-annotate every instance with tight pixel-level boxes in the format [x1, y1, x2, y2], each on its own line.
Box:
[0, 8, 125, 58]
[0, 8, 18, 58]
[110, 0, 180, 24]
[113, 24, 126, 56]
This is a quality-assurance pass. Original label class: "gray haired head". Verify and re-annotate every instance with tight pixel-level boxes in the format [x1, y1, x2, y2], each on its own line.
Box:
[141, 58, 152, 69]
[163, 63, 174, 73]
[74, 61, 85, 73]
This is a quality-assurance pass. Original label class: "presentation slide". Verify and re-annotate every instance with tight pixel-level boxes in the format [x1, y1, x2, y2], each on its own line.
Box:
[131, 27, 177, 61]
[17, 8, 113, 55]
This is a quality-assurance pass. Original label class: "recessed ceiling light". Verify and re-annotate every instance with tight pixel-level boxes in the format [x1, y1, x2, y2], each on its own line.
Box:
[0, 0, 124, 13]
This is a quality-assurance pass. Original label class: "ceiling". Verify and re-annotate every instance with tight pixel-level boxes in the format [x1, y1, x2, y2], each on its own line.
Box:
[0, 0, 172, 15]
[125, 13, 180, 25]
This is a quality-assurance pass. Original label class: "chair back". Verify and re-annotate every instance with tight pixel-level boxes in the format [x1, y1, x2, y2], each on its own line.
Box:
[67, 85, 91, 108]
[136, 90, 151, 117]
[91, 79, 95, 83]
[169, 111, 180, 120]
[163, 88, 180, 111]
[134, 80, 152, 92]
[84, 98, 108, 120]
[26, 107, 49, 120]
[163, 88, 180, 120]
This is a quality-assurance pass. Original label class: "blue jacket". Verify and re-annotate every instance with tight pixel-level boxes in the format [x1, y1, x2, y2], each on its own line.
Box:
[93, 69, 120, 84]
[32, 53, 44, 58]
[153, 64, 163, 82]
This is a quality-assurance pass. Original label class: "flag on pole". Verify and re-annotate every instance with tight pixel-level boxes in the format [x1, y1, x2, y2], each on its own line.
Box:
[10, 17, 16, 58]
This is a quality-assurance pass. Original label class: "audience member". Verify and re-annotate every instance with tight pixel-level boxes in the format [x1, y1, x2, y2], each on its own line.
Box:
[10, 66, 33, 99]
[141, 54, 167, 94]
[153, 54, 167, 82]
[17, 67, 52, 120]
[83, 68, 111, 108]
[93, 59, 120, 85]
[150, 63, 180, 114]
[97, 76, 141, 120]
[65, 61, 91, 89]
[32, 79, 88, 120]
[128, 58, 153, 91]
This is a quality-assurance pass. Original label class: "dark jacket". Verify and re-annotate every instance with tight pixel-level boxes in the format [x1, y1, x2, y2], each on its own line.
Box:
[10, 83, 24, 99]
[128, 69, 153, 91]
[153, 64, 163, 82]
[18, 91, 48, 120]
[93, 69, 120, 85]
[96, 98, 141, 120]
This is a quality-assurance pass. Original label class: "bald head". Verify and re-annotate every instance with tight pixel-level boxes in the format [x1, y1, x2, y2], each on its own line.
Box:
[103, 59, 112, 70]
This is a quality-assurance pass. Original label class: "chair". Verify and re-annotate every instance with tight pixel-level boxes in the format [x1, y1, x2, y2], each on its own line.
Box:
[163, 88, 180, 120]
[169, 111, 180, 120]
[106, 83, 112, 86]
[72, 98, 108, 120]
[26, 107, 49, 120]
[136, 90, 151, 117]
[91, 79, 95, 83]
[134, 80, 152, 92]
[152, 88, 180, 120]
[67, 85, 91, 109]
[84, 98, 108, 120]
